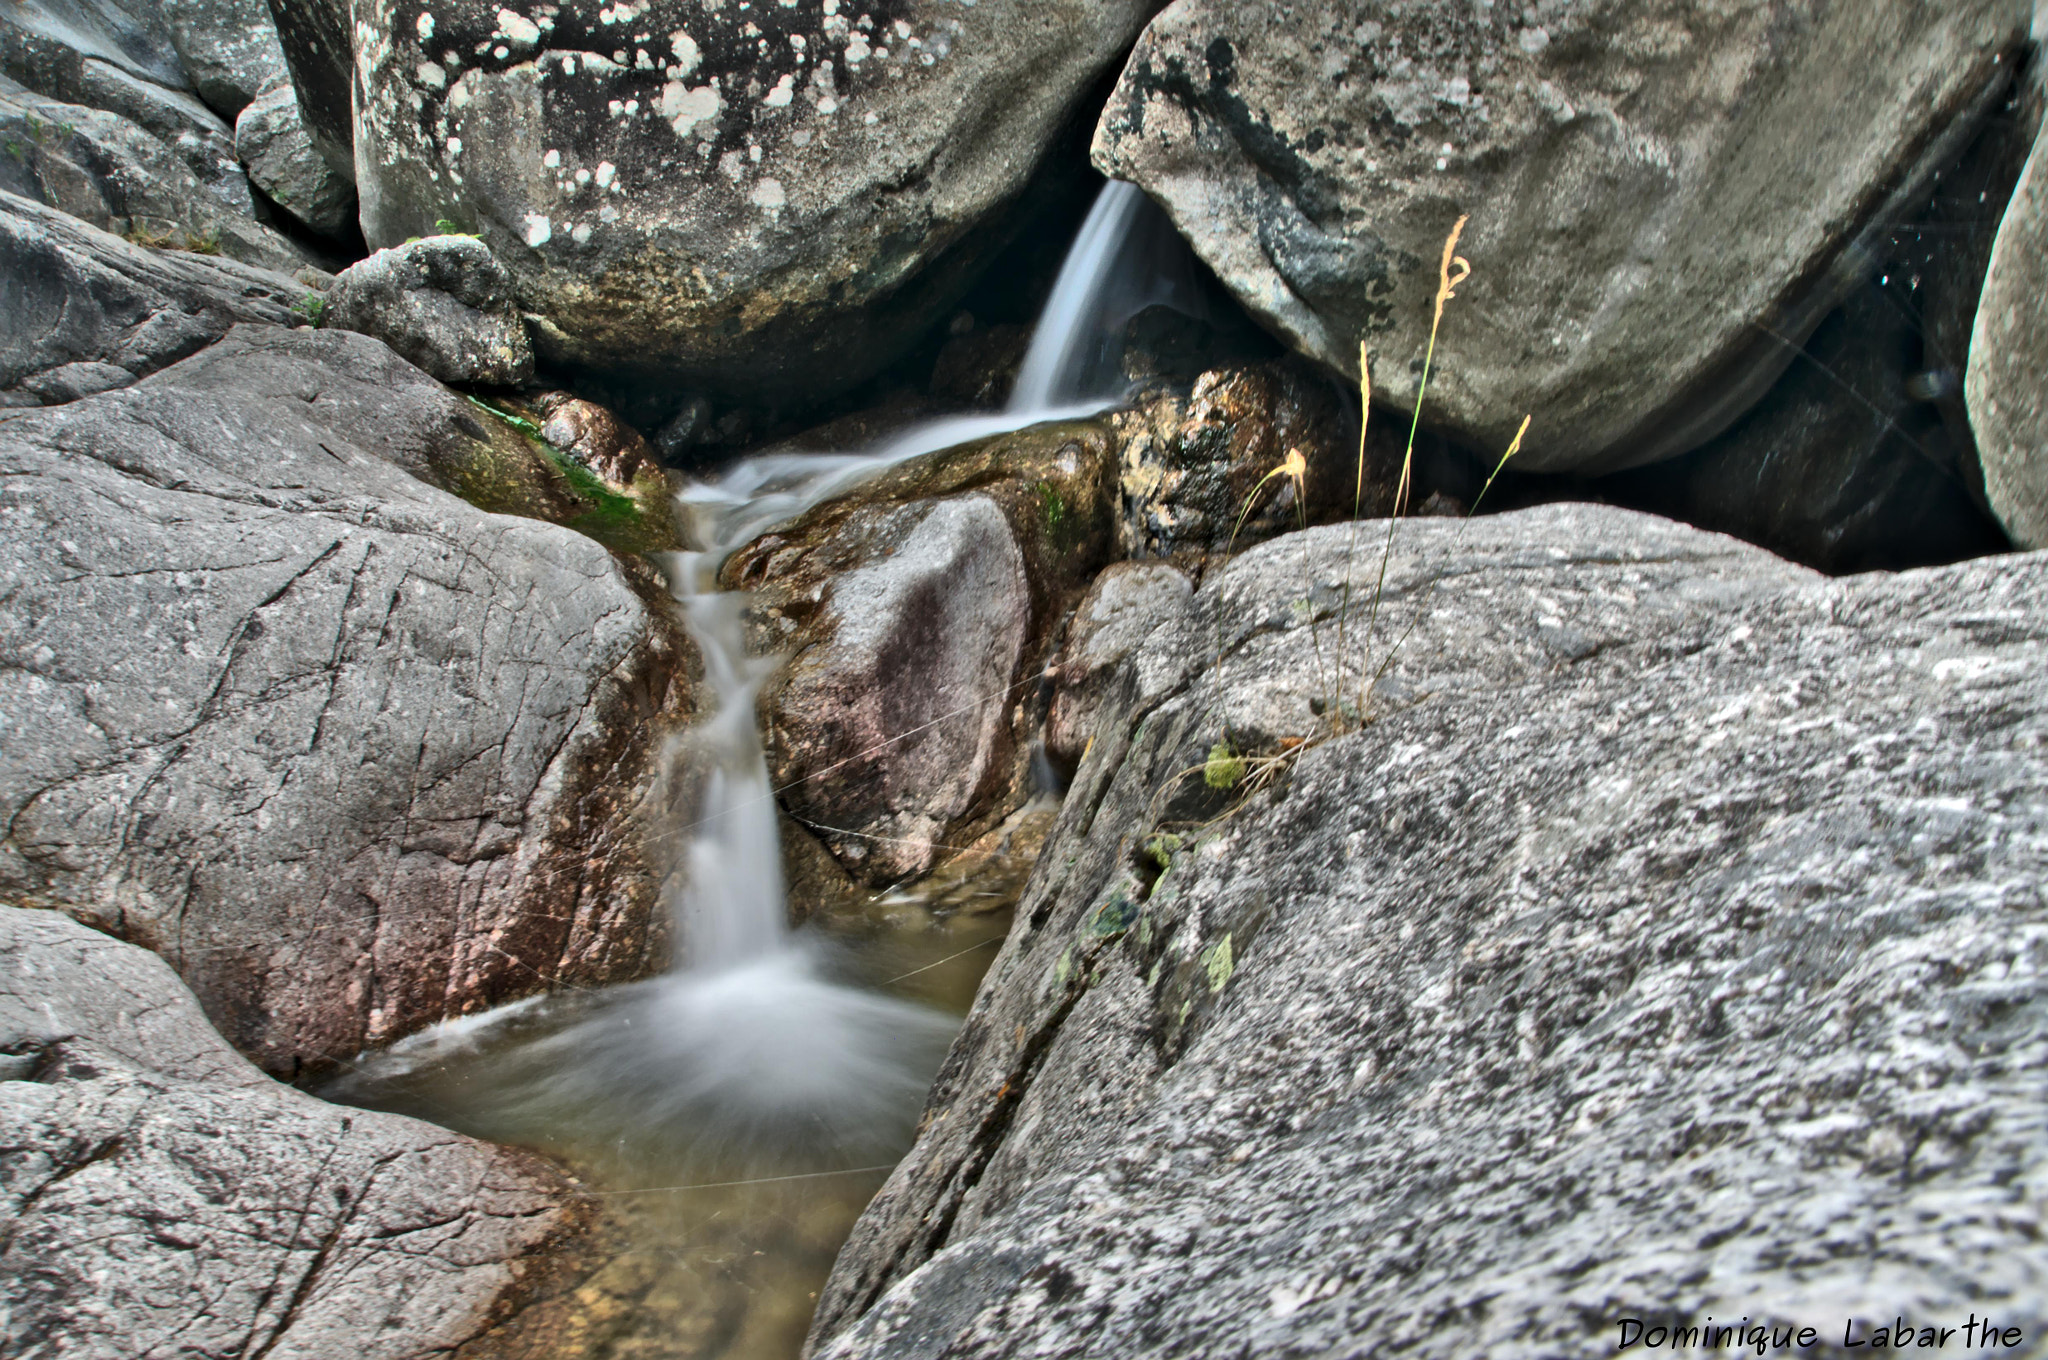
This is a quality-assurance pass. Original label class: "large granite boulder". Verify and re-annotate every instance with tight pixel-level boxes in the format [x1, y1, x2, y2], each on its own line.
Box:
[0, 189, 310, 405]
[0, 325, 693, 1076]
[159, 0, 288, 120]
[351, 0, 1160, 399]
[0, 75, 308, 271]
[0, 904, 595, 1359]
[810, 505, 2048, 1356]
[1969, 98, 2048, 548]
[1093, 0, 2024, 474]
[235, 80, 356, 238]
[326, 234, 537, 386]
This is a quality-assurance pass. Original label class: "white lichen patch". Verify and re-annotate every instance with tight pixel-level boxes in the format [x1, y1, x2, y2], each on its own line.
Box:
[417, 10, 434, 40]
[595, 161, 617, 189]
[661, 82, 722, 138]
[523, 214, 552, 246]
[417, 60, 446, 90]
[749, 177, 786, 208]
[495, 8, 542, 48]
[763, 73, 795, 107]
[669, 30, 700, 77]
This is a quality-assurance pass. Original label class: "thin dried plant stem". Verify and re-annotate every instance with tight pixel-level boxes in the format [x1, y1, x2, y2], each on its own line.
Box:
[1357, 214, 1469, 721]
[1333, 342, 1372, 718]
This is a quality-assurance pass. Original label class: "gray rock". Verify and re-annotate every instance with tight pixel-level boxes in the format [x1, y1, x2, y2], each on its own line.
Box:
[1969, 105, 2048, 548]
[725, 419, 1120, 887]
[769, 496, 1032, 884]
[325, 235, 537, 386]
[0, 75, 307, 270]
[159, 0, 288, 119]
[0, 2, 257, 215]
[0, 325, 692, 1074]
[1043, 562, 1192, 770]
[235, 81, 355, 238]
[0, 188, 309, 404]
[260, 0, 352, 182]
[0, 0, 186, 92]
[1601, 280, 2010, 573]
[0, 904, 592, 1359]
[810, 504, 2048, 1357]
[1093, 0, 2024, 474]
[351, 0, 1160, 400]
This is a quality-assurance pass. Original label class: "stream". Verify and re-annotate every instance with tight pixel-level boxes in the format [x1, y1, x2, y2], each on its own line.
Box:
[327, 180, 1173, 1357]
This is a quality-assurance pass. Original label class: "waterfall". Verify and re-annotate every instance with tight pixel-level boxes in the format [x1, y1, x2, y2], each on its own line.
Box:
[663, 179, 1160, 979]
[332, 178, 1167, 1162]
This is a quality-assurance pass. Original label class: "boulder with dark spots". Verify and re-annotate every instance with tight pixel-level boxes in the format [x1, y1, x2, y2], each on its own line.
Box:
[158, 0, 288, 120]
[0, 324, 693, 1075]
[809, 505, 2048, 1358]
[723, 419, 1118, 885]
[1093, 0, 2024, 474]
[235, 81, 356, 239]
[0, 75, 309, 271]
[350, 0, 1160, 400]
[0, 188, 310, 406]
[0, 904, 596, 1359]
[1969, 87, 2048, 548]
[325, 234, 536, 386]
[532, 390, 655, 486]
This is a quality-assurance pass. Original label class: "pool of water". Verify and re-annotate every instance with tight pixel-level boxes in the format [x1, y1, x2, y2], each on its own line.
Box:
[327, 814, 1046, 1359]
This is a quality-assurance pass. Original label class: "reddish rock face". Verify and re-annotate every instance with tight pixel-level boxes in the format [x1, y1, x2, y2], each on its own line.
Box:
[0, 327, 694, 1075]
[722, 418, 1119, 888]
[536, 391, 655, 486]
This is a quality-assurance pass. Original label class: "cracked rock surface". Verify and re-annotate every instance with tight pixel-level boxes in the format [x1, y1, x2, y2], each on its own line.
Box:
[0, 903, 592, 1360]
[1093, 0, 2022, 474]
[0, 324, 692, 1076]
[0, 189, 309, 406]
[810, 504, 2048, 1357]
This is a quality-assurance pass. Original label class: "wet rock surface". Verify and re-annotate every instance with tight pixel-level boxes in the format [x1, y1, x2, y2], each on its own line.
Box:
[1969, 88, 2048, 548]
[1093, 0, 2024, 474]
[351, 0, 1160, 399]
[811, 505, 2048, 1357]
[724, 419, 1119, 886]
[1112, 356, 1384, 560]
[0, 188, 310, 406]
[0, 903, 594, 1360]
[0, 325, 692, 1075]
[325, 234, 537, 386]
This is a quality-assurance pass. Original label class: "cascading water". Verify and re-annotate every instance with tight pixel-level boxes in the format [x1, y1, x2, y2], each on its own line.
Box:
[327, 177, 1179, 1355]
